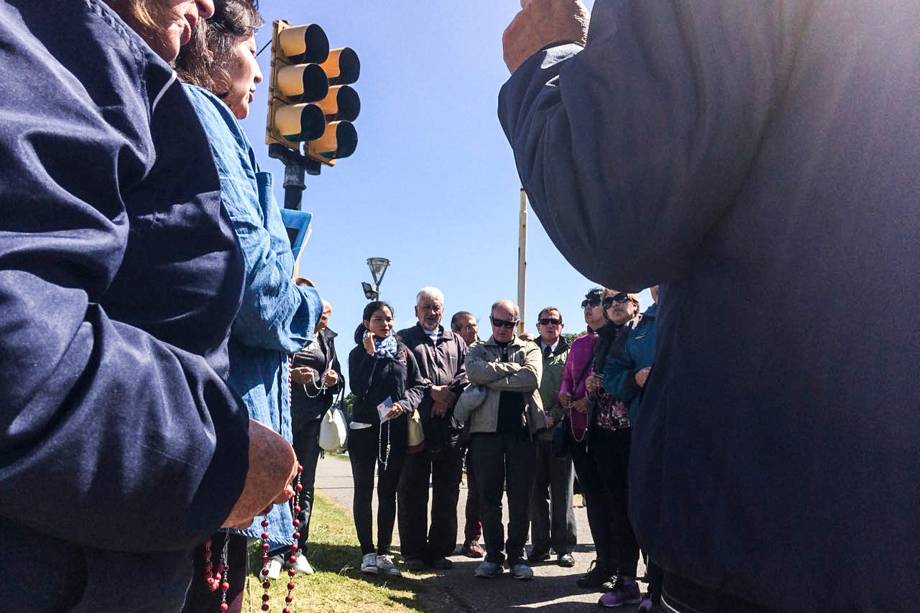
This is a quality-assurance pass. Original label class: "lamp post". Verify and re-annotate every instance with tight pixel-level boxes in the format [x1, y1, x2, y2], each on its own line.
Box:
[362, 257, 390, 300]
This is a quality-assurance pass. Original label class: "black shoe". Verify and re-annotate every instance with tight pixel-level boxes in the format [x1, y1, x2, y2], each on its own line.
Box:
[527, 548, 550, 563]
[577, 560, 612, 589]
[557, 552, 575, 567]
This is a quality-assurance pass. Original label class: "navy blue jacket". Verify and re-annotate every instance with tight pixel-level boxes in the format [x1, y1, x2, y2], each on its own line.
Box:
[500, 2, 919, 611]
[0, 1, 248, 611]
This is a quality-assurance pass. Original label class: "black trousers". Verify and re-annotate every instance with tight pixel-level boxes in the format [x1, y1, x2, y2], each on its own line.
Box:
[661, 572, 779, 613]
[349, 422, 406, 556]
[397, 445, 463, 561]
[471, 430, 536, 565]
[292, 416, 323, 555]
[530, 438, 577, 554]
[570, 439, 613, 570]
[591, 428, 639, 578]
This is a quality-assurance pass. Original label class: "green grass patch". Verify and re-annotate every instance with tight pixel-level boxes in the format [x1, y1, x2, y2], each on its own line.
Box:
[243, 493, 446, 613]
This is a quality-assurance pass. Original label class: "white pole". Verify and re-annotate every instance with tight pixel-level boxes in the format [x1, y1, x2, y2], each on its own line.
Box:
[517, 188, 527, 336]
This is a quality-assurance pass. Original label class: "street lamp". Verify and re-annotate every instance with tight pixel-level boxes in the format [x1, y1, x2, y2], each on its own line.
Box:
[362, 257, 390, 300]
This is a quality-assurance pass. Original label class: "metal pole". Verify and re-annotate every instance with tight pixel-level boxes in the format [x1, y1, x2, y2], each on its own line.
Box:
[517, 188, 527, 336]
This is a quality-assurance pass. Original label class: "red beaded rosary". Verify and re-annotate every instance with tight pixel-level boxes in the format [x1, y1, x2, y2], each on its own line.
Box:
[201, 464, 304, 613]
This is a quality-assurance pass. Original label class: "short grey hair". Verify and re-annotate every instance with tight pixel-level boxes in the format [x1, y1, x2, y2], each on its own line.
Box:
[416, 286, 445, 306]
[490, 299, 519, 319]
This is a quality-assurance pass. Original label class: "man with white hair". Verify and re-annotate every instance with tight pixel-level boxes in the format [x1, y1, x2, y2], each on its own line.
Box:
[455, 299, 544, 580]
[396, 287, 468, 571]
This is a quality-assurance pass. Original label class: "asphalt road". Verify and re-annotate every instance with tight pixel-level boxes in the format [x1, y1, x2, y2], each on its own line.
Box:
[314, 453, 646, 612]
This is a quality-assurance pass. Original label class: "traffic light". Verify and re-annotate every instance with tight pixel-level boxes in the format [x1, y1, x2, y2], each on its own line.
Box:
[266, 21, 360, 166]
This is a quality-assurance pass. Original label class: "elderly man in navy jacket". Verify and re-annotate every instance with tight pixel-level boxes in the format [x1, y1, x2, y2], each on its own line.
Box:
[499, 1, 919, 612]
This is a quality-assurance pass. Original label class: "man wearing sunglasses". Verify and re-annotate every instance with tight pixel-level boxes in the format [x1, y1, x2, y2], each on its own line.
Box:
[462, 299, 544, 581]
[528, 307, 577, 568]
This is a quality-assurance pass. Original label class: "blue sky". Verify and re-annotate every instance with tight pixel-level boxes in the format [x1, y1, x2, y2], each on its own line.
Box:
[242, 1, 650, 348]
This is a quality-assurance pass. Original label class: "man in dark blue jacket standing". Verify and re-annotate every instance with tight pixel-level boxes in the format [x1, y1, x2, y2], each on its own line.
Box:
[499, 1, 919, 612]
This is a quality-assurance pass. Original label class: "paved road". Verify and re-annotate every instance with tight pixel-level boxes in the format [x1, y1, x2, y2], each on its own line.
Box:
[314, 453, 645, 612]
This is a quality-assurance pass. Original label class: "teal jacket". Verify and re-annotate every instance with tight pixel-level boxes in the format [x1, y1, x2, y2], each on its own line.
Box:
[603, 303, 657, 421]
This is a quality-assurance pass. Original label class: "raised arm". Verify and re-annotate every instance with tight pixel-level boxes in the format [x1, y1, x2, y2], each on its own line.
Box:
[499, 1, 792, 289]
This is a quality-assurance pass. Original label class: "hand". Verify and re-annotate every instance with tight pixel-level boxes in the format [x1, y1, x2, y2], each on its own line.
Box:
[503, 0, 590, 73]
[544, 414, 556, 429]
[571, 397, 589, 414]
[635, 367, 651, 388]
[430, 385, 457, 407]
[363, 331, 376, 355]
[385, 402, 406, 421]
[290, 366, 316, 385]
[558, 391, 573, 409]
[222, 420, 298, 529]
[322, 370, 339, 387]
[585, 374, 602, 393]
[518, 331, 534, 341]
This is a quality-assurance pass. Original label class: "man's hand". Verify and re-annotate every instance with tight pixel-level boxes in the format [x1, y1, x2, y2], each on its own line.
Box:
[222, 420, 298, 529]
[558, 391, 573, 409]
[502, 0, 590, 73]
[635, 367, 651, 388]
[290, 366, 316, 386]
[431, 400, 450, 418]
[544, 414, 556, 429]
[430, 385, 457, 407]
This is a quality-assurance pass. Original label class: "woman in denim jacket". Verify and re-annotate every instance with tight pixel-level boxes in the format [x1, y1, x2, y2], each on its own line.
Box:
[175, 2, 322, 611]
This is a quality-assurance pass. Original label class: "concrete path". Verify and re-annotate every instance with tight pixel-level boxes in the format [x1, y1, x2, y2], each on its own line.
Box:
[314, 453, 645, 612]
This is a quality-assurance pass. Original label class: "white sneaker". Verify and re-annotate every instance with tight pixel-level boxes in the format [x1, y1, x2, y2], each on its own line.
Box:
[266, 555, 284, 580]
[292, 552, 314, 575]
[360, 553, 378, 575]
[376, 554, 401, 577]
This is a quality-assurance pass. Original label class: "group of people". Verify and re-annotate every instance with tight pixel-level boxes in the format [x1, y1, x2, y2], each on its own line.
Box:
[302, 285, 660, 609]
[1, 0, 916, 612]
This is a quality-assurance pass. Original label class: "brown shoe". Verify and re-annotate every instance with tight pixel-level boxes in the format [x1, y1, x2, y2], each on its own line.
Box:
[460, 541, 484, 558]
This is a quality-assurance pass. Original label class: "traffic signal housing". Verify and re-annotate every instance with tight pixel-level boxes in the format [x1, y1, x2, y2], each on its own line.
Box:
[266, 21, 360, 166]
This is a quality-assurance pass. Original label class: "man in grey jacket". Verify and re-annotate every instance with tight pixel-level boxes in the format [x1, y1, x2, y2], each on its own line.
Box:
[456, 299, 544, 581]
[499, 1, 919, 612]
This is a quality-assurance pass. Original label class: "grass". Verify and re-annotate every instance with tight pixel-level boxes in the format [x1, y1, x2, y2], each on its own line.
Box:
[242, 492, 447, 613]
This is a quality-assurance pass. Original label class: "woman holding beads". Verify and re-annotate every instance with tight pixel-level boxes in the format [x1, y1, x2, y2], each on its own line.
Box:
[174, 1, 322, 611]
[348, 301, 428, 577]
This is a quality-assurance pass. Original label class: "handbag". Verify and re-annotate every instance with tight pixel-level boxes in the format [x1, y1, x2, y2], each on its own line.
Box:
[551, 416, 570, 458]
[407, 408, 425, 454]
[319, 389, 348, 452]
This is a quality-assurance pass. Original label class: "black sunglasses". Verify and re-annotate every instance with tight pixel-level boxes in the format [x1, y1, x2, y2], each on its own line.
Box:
[538, 318, 562, 326]
[581, 299, 601, 308]
[490, 316, 518, 329]
[602, 293, 631, 307]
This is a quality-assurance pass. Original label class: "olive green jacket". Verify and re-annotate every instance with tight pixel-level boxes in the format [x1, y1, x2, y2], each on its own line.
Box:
[536, 337, 569, 440]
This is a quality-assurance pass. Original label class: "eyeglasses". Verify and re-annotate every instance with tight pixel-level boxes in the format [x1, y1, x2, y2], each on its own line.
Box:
[538, 318, 561, 326]
[490, 316, 519, 329]
[602, 293, 631, 307]
[581, 299, 601, 308]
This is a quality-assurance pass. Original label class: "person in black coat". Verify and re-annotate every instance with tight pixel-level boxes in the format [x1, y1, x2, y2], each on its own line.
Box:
[347, 301, 428, 577]
[289, 299, 344, 575]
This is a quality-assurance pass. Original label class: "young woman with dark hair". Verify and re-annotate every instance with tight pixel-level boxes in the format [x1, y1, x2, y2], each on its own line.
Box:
[348, 302, 428, 577]
[174, 2, 323, 611]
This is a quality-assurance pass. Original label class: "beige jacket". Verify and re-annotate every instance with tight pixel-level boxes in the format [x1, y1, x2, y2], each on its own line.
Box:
[457, 335, 545, 435]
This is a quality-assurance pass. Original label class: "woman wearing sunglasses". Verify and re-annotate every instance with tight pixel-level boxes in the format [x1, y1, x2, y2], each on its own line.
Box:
[348, 301, 428, 577]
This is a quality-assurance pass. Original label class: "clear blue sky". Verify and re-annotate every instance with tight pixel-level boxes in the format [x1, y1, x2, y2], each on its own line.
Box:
[242, 1, 650, 348]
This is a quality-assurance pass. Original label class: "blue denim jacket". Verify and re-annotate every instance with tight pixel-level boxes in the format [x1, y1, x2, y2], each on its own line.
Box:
[185, 85, 322, 547]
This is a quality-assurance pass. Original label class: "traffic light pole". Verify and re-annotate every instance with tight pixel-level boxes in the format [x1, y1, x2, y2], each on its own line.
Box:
[269, 144, 322, 210]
